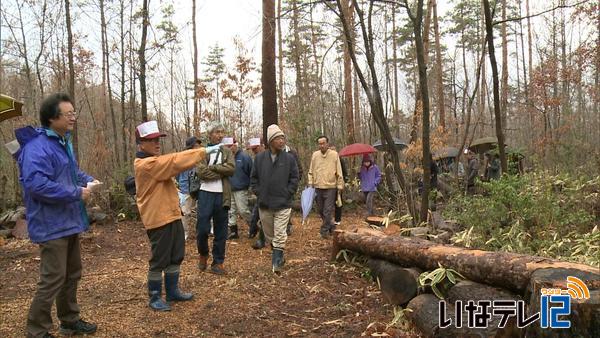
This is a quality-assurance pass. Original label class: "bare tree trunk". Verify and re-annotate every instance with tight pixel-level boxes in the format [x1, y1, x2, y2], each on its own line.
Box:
[65, 0, 78, 157]
[482, 0, 508, 174]
[408, 0, 433, 145]
[101, 0, 121, 167]
[277, 0, 285, 121]
[262, 0, 278, 139]
[170, 48, 176, 149]
[192, 0, 200, 135]
[120, 0, 128, 163]
[500, 0, 509, 132]
[138, 0, 149, 122]
[392, 4, 400, 135]
[342, 0, 356, 144]
[432, 0, 445, 131]
[405, 0, 433, 222]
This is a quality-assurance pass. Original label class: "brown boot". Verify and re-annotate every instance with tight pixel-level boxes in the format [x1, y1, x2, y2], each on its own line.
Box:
[198, 255, 208, 271]
[209, 263, 227, 275]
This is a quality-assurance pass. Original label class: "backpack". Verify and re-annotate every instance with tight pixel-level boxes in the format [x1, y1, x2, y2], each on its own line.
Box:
[189, 171, 201, 198]
[124, 176, 136, 196]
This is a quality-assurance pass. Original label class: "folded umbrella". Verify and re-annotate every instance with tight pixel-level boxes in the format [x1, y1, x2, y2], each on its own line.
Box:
[301, 186, 316, 224]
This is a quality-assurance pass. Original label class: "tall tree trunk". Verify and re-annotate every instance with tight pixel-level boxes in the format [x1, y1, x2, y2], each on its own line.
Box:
[432, 0, 445, 131]
[262, 0, 278, 139]
[392, 4, 400, 135]
[500, 0, 509, 132]
[342, 0, 355, 144]
[170, 48, 176, 149]
[408, 0, 433, 145]
[482, 0, 508, 174]
[407, 0, 433, 223]
[277, 0, 285, 121]
[119, 0, 128, 163]
[101, 0, 121, 167]
[192, 0, 200, 135]
[138, 0, 149, 122]
[65, 0, 78, 157]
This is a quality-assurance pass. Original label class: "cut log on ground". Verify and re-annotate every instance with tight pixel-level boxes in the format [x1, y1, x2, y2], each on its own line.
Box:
[447, 281, 521, 337]
[407, 294, 444, 338]
[408, 284, 522, 338]
[526, 268, 600, 337]
[332, 228, 599, 292]
[367, 258, 420, 305]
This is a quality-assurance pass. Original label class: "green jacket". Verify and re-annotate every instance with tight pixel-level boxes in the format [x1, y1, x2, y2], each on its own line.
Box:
[196, 145, 235, 208]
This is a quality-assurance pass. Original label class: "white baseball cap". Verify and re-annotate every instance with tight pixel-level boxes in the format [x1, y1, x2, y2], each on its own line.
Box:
[248, 137, 261, 147]
[222, 137, 235, 146]
[136, 121, 166, 140]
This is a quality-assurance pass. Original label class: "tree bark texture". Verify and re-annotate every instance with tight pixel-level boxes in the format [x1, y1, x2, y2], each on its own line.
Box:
[262, 0, 278, 140]
[332, 229, 599, 292]
[138, 0, 149, 122]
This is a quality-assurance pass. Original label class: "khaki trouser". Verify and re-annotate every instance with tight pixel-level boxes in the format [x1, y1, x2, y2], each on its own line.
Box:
[228, 190, 251, 228]
[258, 208, 292, 249]
[27, 234, 82, 338]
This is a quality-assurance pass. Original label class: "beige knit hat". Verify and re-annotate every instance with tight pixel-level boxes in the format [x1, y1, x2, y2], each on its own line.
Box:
[267, 124, 285, 143]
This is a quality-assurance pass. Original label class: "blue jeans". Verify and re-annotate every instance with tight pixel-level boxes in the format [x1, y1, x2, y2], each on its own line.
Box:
[196, 191, 228, 264]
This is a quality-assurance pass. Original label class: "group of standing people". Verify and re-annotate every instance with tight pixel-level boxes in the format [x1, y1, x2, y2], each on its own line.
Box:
[16, 93, 385, 337]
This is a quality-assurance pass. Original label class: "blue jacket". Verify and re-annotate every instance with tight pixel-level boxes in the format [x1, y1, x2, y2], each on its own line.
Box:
[359, 164, 382, 192]
[176, 169, 193, 194]
[16, 126, 94, 243]
[230, 149, 252, 191]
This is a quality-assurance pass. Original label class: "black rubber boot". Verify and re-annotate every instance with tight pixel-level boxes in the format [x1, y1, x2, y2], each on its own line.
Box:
[252, 229, 266, 249]
[165, 272, 193, 302]
[227, 225, 239, 240]
[272, 248, 285, 274]
[148, 279, 171, 311]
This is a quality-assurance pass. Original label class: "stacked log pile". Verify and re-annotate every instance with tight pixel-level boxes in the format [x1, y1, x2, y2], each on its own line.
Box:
[332, 226, 599, 337]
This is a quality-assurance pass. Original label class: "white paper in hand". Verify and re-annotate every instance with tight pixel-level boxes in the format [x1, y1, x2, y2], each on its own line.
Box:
[86, 181, 104, 192]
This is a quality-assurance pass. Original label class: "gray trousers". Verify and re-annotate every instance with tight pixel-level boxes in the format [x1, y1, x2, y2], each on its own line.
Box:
[316, 188, 337, 235]
[228, 190, 251, 229]
[147, 220, 186, 281]
[27, 234, 82, 338]
[364, 191, 376, 216]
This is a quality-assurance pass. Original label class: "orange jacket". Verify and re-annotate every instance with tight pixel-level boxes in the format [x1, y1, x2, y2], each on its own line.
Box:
[134, 148, 207, 230]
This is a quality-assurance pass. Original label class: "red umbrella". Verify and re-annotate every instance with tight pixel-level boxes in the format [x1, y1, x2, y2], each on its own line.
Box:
[338, 143, 377, 157]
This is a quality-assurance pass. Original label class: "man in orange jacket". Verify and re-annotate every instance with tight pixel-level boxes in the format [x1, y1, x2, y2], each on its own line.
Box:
[134, 121, 220, 311]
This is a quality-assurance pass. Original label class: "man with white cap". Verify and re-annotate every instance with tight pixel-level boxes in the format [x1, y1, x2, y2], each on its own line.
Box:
[195, 122, 235, 275]
[134, 120, 220, 311]
[250, 124, 299, 273]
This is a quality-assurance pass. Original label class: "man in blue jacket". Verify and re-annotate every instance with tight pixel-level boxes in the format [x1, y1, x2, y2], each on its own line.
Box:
[17, 93, 98, 338]
[226, 139, 253, 239]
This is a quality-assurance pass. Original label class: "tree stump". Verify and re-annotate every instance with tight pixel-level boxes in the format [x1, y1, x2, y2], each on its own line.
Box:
[367, 258, 420, 305]
[526, 268, 600, 338]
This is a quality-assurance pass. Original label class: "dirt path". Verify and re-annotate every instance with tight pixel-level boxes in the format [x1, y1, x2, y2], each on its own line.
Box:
[0, 212, 412, 337]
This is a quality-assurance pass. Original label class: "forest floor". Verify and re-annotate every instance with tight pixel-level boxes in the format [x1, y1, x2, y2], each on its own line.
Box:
[0, 210, 417, 337]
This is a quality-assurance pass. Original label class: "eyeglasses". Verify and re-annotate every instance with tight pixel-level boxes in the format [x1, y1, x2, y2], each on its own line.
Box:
[60, 111, 78, 118]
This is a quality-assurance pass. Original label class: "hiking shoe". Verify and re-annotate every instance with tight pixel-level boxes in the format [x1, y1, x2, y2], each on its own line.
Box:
[320, 232, 331, 240]
[198, 255, 208, 271]
[59, 319, 97, 335]
[272, 248, 285, 274]
[42, 333, 56, 338]
[251, 238, 265, 250]
[227, 231, 239, 240]
[209, 264, 227, 275]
